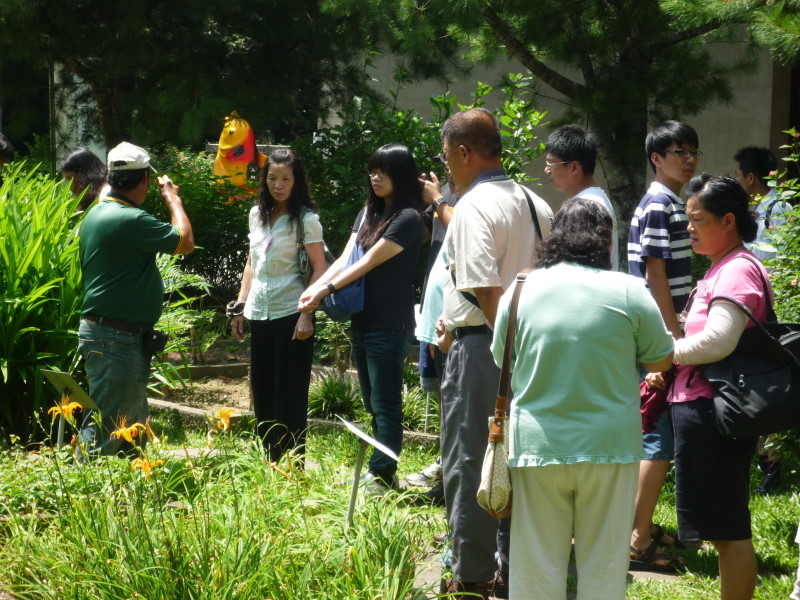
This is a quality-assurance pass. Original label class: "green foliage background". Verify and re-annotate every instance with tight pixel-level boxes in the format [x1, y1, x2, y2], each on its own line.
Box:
[0, 166, 83, 438]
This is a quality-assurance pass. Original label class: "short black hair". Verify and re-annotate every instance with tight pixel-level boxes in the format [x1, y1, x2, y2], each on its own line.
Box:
[734, 146, 777, 185]
[441, 108, 502, 160]
[646, 120, 699, 173]
[685, 173, 758, 243]
[545, 125, 597, 175]
[540, 198, 613, 270]
[108, 168, 148, 191]
[0, 133, 14, 163]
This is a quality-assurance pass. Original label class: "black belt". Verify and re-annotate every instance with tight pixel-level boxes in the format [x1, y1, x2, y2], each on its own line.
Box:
[452, 324, 490, 339]
[83, 314, 148, 336]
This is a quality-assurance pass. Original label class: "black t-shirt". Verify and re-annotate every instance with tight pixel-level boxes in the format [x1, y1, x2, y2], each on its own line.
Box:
[351, 207, 423, 331]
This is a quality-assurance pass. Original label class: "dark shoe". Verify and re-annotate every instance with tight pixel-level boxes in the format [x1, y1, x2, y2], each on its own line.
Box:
[753, 469, 781, 496]
[489, 570, 509, 599]
[405, 481, 445, 507]
[442, 578, 491, 599]
[629, 539, 685, 573]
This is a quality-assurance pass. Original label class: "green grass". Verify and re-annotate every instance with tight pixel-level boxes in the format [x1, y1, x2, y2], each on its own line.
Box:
[3, 416, 800, 599]
[0, 428, 444, 600]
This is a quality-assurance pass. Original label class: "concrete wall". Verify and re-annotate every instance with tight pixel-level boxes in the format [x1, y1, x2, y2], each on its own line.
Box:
[366, 44, 785, 214]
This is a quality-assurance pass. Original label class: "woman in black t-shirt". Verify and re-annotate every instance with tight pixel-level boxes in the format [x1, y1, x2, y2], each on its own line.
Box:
[299, 143, 424, 491]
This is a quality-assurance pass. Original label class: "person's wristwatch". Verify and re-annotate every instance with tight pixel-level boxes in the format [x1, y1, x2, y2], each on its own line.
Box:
[434, 197, 448, 209]
[325, 281, 336, 295]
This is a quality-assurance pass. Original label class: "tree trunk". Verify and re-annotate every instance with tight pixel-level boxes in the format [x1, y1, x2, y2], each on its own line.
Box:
[594, 115, 648, 269]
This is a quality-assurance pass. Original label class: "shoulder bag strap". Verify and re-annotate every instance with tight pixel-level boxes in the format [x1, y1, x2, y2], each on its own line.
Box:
[296, 207, 309, 247]
[517, 184, 544, 242]
[708, 253, 776, 322]
[454, 186, 544, 310]
[489, 270, 530, 442]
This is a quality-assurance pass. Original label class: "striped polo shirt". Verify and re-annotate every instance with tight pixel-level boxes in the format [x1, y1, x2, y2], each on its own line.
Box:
[627, 181, 692, 314]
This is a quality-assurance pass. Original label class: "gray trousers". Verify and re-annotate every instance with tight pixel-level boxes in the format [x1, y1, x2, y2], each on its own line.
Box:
[441, 331, 510, 582]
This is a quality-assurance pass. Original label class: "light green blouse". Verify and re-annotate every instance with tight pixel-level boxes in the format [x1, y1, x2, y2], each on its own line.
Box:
[491, 263, 673, 467]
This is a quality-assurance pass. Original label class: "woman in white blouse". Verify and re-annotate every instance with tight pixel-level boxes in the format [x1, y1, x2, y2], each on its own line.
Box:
[230, 149, 327, 463]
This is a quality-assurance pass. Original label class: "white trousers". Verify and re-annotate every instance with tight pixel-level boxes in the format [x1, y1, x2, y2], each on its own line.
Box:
[510, 462, 639, 600]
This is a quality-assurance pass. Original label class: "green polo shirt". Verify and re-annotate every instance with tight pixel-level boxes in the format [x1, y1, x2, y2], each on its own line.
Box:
[79, 194, 181, 326]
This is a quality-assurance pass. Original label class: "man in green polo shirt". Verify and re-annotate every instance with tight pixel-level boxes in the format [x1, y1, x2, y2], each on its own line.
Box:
[79, 141, 194, 456]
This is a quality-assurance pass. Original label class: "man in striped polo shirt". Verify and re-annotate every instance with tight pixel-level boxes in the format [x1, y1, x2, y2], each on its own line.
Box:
[628, 120, 700, 570]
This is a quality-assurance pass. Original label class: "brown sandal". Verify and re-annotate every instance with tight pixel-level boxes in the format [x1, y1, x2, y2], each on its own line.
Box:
[629, 539, 685, 572]
[651, 523, 686, 549]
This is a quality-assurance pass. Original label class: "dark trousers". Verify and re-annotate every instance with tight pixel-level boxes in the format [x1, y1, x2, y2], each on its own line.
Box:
[441, 331, 510, 582]
[250, 313, 314, 462]
[351, 326, 410, 480]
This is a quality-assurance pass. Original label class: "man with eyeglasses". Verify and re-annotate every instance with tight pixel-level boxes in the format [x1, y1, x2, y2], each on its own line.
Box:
[437, 107, 552, 599]
[544, 124, 619, 270]
[627, 120, 700, 571]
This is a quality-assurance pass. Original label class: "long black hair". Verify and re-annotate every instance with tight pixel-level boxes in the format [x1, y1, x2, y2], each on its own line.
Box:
[257, 148, 317, 228]
[685, 174, 758, 243]
[60, 147, 108, 210]
[540, 198, 614, 270]
[358, 143, 424, 249]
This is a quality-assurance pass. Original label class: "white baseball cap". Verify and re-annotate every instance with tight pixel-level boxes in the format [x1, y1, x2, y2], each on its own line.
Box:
[107, 142, 156, 172]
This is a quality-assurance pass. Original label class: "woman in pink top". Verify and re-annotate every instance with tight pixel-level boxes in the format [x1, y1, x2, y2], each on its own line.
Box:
[649, 174, 769, 600]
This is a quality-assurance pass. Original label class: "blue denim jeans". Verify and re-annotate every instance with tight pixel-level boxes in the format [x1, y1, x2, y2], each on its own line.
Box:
[351, 327, 410, 480]
[78, 319, 151, 456]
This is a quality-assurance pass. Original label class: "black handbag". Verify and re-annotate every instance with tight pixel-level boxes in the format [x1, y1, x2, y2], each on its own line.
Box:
[701, 256, 800, 438]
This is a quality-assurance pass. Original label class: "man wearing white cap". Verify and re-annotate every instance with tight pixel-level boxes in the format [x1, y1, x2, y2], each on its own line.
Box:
[78, 141, 194, 456]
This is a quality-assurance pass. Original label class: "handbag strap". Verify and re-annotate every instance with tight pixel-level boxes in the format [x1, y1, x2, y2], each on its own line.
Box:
[454, 185, 544, 310]
[707, 253, 777, 323]
[296, 206, 310, 247]
[517, 183, 544, 242]
[488, 270, 530, 443]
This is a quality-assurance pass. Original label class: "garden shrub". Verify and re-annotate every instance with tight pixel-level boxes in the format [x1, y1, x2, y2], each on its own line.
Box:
[147, 147, 252, 300]
[296, 73, 548, 255]
[756, 130, 800, 474]
[763, 129, 800, 322]
[0, 165, 83, 440]
[307, 371, 363, 420]
[0, 164, 221, 441]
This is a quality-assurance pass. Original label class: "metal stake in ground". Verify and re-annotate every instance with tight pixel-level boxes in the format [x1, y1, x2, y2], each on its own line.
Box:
[337, 416, 400, 529]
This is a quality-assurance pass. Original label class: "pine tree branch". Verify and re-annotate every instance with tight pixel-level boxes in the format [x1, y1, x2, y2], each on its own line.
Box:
[655, 20, 724, 51]
[482, 6, 585, 100]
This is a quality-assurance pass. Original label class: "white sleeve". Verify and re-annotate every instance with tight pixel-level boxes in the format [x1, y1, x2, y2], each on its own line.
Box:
[674, 301, 751, 365]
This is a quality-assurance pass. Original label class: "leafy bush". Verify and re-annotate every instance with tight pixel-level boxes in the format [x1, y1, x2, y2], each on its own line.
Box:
[313, 314, 354, 373]
[0, 164, 83, 439]
[0, 164, 222, 440]
[296, 73, 548, 254]
[147, 147, 252, 299]
[764, 129, 800, 322]
[402, 385, 440, 434]
[307, 371, 363, 420]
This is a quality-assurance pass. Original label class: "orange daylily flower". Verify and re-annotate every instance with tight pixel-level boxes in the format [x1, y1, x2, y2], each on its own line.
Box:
[143, 416, 161, 444]
[110, 416, 145, 443]
[47, 394, 82, 422]
[214, 408, 235, 431]
[131, 457, 165, 481]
